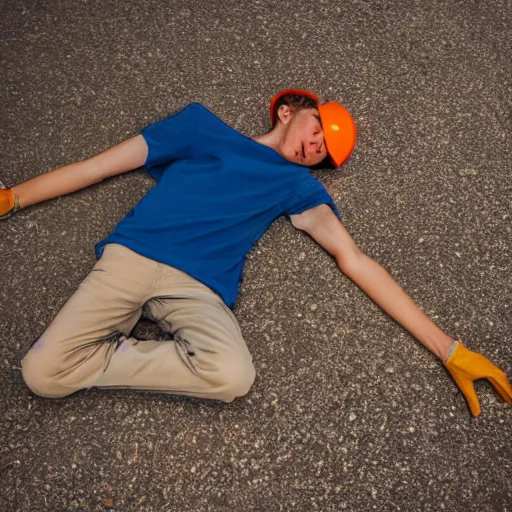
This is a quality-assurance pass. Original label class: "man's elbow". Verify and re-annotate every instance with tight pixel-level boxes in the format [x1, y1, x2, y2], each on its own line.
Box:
[335, 248, 367, 276]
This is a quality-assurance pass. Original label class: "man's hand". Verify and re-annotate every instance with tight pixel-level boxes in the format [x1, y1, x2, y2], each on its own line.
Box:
[0, 182, 20, 219]
[445, 341, 512, 416]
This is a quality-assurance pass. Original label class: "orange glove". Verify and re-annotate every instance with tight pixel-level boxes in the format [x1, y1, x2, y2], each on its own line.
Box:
[0, 182, 20, 219]
[444, 340, 512, 416]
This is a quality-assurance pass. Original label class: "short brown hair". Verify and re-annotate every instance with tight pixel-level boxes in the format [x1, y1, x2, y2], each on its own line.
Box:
[272, 93, 318, 126]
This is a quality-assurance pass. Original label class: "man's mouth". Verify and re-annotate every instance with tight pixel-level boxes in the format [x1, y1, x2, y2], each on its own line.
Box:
[296, 144, 306, 163]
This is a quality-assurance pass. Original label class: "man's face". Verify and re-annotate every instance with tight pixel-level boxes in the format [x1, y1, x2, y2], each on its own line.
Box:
[279, 107, 328, 167]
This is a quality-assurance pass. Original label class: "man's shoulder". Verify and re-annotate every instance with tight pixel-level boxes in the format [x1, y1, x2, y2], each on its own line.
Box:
[185, 102, 207, 112]
[184, 102, 215, 118]
[182, 102, 226, 129]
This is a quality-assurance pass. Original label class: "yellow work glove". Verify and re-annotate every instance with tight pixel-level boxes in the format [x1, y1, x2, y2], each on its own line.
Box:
[0, 182, 20, 219]
[444, 340, 512, 416]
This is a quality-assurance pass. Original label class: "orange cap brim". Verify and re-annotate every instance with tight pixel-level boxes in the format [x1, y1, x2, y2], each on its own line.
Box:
[318, 102, 357, 167]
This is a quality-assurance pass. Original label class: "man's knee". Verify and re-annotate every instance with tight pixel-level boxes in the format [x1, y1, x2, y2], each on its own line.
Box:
[21, 352, 59, 398]
[216, 358, 256, 403]
[21, 339, 71, 398]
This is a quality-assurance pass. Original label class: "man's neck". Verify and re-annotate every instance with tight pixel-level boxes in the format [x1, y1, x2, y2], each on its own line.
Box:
[252, 130, 284, 158]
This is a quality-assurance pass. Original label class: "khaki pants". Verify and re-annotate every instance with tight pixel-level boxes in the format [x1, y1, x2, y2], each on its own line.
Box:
[21, 244, 255, 403]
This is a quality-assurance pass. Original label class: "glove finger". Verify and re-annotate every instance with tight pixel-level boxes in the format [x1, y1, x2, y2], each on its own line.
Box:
[488, 373, 512, 406]
[450, 372, 481, 416]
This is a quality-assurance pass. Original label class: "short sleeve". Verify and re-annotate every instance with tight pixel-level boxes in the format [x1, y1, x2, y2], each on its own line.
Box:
[140, 103, 199, 181]
[284, 173, 341, 220]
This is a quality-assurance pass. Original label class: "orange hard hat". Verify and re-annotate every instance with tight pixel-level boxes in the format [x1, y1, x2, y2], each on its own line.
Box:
[270, 89, 357, 168]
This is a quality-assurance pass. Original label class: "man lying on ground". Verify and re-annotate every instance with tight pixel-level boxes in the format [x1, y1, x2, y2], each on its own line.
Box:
[1, 89, 510, 416]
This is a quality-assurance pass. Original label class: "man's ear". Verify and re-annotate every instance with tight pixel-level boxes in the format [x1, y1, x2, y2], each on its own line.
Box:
[277, 105, 293, 125]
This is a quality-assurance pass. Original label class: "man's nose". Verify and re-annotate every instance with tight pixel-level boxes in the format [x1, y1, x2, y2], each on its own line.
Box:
[306, 138, 323, 156]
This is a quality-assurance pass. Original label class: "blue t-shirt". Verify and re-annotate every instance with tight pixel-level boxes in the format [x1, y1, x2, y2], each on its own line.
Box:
[96, 103, 339, 307]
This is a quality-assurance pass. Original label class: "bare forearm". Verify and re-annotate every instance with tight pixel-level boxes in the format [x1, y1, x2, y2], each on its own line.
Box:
[342, 254, 454, 360]
[12, 159, 102, 208]
[10, 135, 148, 209]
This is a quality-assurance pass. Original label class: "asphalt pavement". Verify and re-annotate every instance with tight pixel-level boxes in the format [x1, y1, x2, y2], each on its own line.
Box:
[1, 0, 511, 510]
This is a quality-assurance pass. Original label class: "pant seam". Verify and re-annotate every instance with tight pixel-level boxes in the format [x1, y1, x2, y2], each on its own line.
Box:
[143, 262, 162, 301]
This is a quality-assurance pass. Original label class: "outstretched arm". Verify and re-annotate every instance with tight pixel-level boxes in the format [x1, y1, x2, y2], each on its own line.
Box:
[291, 204, 512, 415]
[1, 134, 148, 216]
